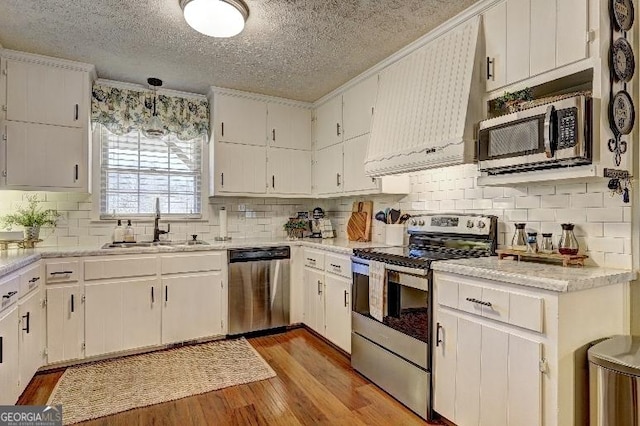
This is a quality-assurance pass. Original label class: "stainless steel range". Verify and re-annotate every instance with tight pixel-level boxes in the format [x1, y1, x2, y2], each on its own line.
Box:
[351, 214, 498, 421]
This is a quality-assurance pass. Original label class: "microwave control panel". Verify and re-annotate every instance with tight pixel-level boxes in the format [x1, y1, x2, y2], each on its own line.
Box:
[557, 107, 578, 149]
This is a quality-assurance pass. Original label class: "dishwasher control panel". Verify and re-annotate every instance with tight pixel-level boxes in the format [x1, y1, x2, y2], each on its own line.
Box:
[228, 246, 291, 262]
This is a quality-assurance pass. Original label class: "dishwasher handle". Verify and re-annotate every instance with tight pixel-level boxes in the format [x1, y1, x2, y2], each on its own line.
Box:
[228, 246, 290, 263]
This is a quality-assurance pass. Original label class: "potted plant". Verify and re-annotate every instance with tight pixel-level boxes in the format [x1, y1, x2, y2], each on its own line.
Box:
[283, 219, 308, 240]
[494, 88, 534, 113]
[0, 195, 61, 240]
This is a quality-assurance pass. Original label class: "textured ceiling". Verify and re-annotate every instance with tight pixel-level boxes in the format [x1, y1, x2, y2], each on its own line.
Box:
[0, 0, 479, 102]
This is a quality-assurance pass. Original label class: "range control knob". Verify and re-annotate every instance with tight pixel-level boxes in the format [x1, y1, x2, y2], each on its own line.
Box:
[477, 221, 486, 229]
[410, 219, 417, 226]
[418, 220, 425, 226]
[466, 220, 474, 228]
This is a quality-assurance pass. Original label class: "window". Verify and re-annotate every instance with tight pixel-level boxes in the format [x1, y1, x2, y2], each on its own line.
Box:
[99, 126, 203, 218]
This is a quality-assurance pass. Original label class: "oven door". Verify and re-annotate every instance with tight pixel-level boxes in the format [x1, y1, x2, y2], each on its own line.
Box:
[351, 260, 430, 369]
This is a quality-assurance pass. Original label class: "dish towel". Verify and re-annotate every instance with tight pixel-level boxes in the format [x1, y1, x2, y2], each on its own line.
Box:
[369, 260, 387, 322]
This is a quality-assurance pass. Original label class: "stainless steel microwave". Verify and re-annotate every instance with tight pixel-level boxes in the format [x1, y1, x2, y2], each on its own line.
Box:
[477, 94, 592, 174]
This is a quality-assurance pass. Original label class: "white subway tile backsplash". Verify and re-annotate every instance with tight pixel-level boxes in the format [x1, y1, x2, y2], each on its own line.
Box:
[587, 208, 623, 222]
[515, 196, 541, 209]
[556, 183, 587, 194]
[570, 193, 603, 208]
[528, 209, 556, 222]
[604, 223, 631, 238]
[554, 208, 587, 223]
[528, 185, 555, 196]
[540, 195, 570, 208]
[482, 187, 504, 199]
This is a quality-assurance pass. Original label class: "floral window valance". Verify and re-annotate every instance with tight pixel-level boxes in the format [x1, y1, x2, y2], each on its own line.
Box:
[91, 84, 209, 140]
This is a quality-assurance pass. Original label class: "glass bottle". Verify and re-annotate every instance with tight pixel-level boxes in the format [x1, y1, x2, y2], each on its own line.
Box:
[526, 232, 538, 253]
[558, 223, 579, 255]
[540, 233, 554, 254]
[511, 223, 527, 251]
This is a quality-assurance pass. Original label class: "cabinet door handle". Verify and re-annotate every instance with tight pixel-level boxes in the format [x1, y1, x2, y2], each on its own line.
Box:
[272, 175, 275, 189]
[74, 104, 79, 121]
[344, 290, 348, 307]
[74, 164, 79, 181]
[0, 336, 3, 364]
[436, 322, 443, 347]
[71, 294, 75, 313]
[221, 122, 224, 137]
[151, 286, 155, 304]
[221, 172, 224, 187]
[165, 286, 168, 302]
[317, 280, 322, 295]
[486, 57, 494, 81]
[22, 312, 30, 334]
[272, 129, 276, 141]
[336, 173, 341, 186]
[336, 123, 341, 136]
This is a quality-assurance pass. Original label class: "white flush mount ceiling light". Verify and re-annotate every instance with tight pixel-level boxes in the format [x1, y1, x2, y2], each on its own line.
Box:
[180, 0, 249, 38]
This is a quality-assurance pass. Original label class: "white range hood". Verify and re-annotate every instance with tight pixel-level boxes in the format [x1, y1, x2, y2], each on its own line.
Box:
[365, 16, 482, 177]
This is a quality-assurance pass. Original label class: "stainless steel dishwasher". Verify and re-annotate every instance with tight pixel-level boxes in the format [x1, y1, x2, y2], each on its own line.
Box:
[228, 246, 290, 335]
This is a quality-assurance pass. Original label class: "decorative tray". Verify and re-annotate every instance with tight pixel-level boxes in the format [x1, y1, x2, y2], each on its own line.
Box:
[496, 249, 588, 267]
[0, 239, 43, 250]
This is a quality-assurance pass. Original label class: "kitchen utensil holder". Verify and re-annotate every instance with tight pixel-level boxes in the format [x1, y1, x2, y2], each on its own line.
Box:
[385, 224, 405, 246]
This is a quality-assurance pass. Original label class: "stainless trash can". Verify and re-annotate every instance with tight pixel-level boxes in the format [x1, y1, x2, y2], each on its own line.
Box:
[589, 336, 640, 426]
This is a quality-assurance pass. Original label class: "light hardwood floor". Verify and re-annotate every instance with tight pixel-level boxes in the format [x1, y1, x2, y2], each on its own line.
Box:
[19, 328, 437, 425]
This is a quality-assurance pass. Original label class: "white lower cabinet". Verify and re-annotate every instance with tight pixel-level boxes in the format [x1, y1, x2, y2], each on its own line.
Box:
[0, 307, 19, 405]
[302, 249, 352, 353]
[122, 280, 161, 351]
[161, 272, 223, 344]
[46, 285, 84, 364]
[303, 268, 325, 335]
[434, 271, 626, 426]
[323, 274, 351, 353]
[18, 288, 45, 396]
[85, 279, 161, 357]
[436, 309, 542, 426]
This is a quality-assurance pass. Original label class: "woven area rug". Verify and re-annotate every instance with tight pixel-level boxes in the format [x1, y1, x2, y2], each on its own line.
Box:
[47, 338, 276, 425]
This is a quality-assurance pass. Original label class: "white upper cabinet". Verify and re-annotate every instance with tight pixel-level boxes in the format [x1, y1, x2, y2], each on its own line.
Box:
[483, 2, 507, 91]
[530, 0, 557, 76]
[506, 0, 531, 84]
[6, 59, 86, 128]
[267, 103, 312, 150]
[267, 147, 312, 195]
[342, 75, 377, 141]
[315, 96, 343, 150]
[215, 142, 266, 194]
[556, 0, 588, 67]
[5, 121, 84, 189]
[314, 143, 343, 195]
[213, 93, 267, 146]
[343, 134, 378, 193]
[483, 0, 589, 91]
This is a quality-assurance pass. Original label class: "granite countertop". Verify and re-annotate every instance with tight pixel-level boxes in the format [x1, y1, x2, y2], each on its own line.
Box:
[0, 238, 389, 277]
[432, 257, 636, 292]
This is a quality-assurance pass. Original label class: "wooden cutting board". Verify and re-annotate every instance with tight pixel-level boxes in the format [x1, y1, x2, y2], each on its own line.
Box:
[348, 201, 373, 242]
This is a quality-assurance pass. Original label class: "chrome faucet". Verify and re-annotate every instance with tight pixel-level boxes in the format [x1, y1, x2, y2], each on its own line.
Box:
[153, 198, 170, 242]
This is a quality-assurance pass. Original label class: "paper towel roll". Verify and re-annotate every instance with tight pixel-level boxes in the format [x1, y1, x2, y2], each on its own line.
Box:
[219, 207, 227, 239]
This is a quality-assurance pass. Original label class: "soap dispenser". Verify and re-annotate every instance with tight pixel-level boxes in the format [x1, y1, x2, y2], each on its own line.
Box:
[124, 220, 135, 243]
[113, 219, 124, 243]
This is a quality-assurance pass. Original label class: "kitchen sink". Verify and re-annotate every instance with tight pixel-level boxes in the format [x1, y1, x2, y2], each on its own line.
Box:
[101, 241, 209, 249]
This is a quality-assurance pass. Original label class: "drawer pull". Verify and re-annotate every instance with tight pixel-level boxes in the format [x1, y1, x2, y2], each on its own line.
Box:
[50, 271, 73, 276]
[28, 276, 40, 283]
[466, 297, 492, 307]
[306, 258, 316, 263]
[330, 263, 341, 270]
[2, 291, 17, 300]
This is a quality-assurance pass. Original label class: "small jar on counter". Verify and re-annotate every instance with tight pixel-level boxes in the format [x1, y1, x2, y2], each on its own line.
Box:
[526, 232, 538, 253]
[539, 233, 554, 253]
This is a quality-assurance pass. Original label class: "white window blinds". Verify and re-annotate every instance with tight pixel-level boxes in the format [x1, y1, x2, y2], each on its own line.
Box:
[99, 126, 202, 218]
